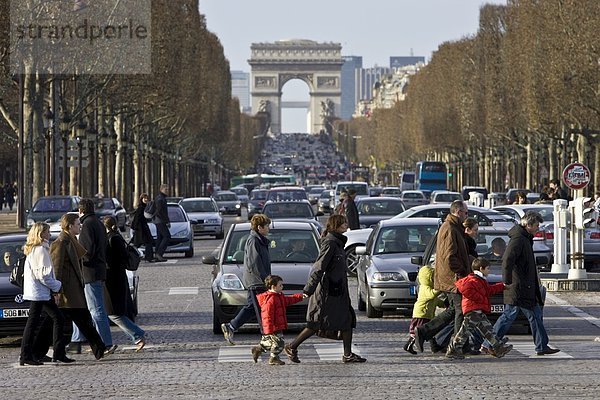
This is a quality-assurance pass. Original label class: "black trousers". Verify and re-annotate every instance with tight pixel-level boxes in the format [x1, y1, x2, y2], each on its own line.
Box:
[21, 300, 65, 361]
[34, 307, 107, 360]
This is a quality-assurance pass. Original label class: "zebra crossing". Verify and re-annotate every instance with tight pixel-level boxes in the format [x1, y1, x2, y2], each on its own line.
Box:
[216, 342, 574, 362]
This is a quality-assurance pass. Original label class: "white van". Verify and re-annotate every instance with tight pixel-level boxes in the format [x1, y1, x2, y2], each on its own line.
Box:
[334, 181, 369, 209]
[399, 171, 416, 192]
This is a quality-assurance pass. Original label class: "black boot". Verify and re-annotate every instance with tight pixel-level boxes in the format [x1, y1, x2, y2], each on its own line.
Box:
[403, 337, 417, 355]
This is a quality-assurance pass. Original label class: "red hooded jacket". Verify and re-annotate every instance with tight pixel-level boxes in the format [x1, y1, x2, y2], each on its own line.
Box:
[256, 291, 304, 334]
[455, 273, 505, 315]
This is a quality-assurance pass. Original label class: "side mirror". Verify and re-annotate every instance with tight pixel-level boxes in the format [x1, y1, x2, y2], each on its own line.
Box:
[411, 255, 423, 266]
[202, 255, 218, 265]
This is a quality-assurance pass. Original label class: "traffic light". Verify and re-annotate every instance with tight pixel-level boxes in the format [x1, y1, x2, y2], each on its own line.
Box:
[573, 197, 595, 229]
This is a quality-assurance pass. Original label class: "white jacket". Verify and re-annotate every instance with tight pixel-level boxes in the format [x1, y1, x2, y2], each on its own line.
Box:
[23, 241, 62, 301]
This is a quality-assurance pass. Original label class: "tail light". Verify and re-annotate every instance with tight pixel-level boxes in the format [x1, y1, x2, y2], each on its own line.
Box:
[534, 230, 553, 240]
[590, 232, 600, 240]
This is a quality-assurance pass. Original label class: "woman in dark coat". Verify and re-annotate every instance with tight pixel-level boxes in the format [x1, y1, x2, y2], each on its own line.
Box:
[462, 217, 479, 259]
[284, 214, 366, 364]
[105, 217, 146, 351]
[131, 193, 154, 262]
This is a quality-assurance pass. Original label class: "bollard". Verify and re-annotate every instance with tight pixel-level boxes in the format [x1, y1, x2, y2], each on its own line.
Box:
[551, 199, 569, 273]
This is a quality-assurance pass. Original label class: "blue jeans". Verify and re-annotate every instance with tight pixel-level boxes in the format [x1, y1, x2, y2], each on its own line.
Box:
[109, 315, 145, 343]
[487, 304, 549, 352]
[229, 287, 263, 332]
[73, 281, 113, 346]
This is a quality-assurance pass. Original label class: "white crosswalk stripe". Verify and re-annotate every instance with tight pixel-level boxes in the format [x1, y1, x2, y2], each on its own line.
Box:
[168, 287, 199, 295]
[510, 343, 572, 359]
[313, 343, 364, 361]
[218, 345, 259, 363]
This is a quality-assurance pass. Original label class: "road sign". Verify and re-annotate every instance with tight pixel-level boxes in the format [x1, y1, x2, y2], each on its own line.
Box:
[562, 162, 591, 190]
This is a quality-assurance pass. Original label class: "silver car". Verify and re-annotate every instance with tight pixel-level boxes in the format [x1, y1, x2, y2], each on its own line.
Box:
[203, 221, 319, 334]
[148, 203, 194, 258]
[213, 191, 242, 216]
[394, 204, 516, 229]
[180, 197, 224, 239]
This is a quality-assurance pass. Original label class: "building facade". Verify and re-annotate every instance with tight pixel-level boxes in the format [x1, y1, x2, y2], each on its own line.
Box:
[231, 70, 251, 113]
[340, 56, 362, 120]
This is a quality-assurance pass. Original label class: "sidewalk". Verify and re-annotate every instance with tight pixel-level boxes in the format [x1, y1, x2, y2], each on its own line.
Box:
[0, 210, 25, 234]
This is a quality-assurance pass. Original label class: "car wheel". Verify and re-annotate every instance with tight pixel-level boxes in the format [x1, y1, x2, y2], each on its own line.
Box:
[185, 246, 194, 258]
[345, 244, 360, 277]
[357, 283, 366, 311]
[366, 295, 383, 318]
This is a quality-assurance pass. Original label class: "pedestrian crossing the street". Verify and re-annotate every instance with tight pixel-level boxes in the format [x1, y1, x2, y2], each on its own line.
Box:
[216, 342, 574, 362]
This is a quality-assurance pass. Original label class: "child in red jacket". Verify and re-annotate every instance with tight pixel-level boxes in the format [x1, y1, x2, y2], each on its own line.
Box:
[252, 275, 306, 365]
[446, 257, 513, 360]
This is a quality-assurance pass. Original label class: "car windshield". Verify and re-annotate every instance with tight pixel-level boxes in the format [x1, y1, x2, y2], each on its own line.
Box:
[263, 203, 314, 219]
[320, 191, 332, 199]
[358, 200, 405, 216]
[224, 229, 319, 264]
[382, 188, 401, 195]
[475, 232, 509, 265]
[32, 198, 73, 212]
[231, 188, 248, 196]
[168, 206, 187, 223]
[250, 190, 268, 200]
[374, 225, 437, 255]
[267, 190, 307, 201]
[181, 200, 218, 213]
[216, 194, 237, 201]
[93, 198, 115, 210]
[0, 240, 25, 273]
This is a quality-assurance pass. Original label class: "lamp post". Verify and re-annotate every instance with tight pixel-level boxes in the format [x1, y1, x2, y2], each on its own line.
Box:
[59, 110, 71, 195]
[86, 124, 97, 197]
[99, 128, 109, 196]
[108, 130, 117, 197]
[76, 120, 87, 195]
[42, 105, 54, 196]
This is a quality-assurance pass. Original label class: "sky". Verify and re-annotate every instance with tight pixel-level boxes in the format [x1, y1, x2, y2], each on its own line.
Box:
[199, 0, 507, 132]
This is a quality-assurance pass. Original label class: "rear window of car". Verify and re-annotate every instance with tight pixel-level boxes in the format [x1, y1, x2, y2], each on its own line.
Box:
[181, 200, 218, 213]
[263, 203, 314, 219]
[434, 193, 461, 202]
[267, 190, 307, 201]
[403, 192, 424, 199]
[32, 198, 73, 212]
[357, 200, 405, 215]
[250, 190, 268, 201]
[168, 206, 187, 223]
[216, 194, 237, 201]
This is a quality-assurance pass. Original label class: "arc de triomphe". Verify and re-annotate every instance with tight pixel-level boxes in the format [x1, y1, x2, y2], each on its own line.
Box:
[249, 39, 343, 134]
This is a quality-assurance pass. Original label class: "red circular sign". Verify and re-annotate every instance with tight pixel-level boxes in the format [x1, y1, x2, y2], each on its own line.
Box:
[562, 162, 591, 190]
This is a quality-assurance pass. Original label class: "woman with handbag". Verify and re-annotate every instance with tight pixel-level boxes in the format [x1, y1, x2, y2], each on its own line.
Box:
[284, 214, 366, 364]
[49, 213, 107, 360]
[131, 193, 155, 262]
[104, 216, 146, 351]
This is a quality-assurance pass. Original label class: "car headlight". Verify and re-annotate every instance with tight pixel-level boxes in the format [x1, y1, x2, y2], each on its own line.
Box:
[372, 272, 406, 282]
[235, 204, 241, 209]
[26, 218, 34, 228]
[205, 219, 220, 224]
[219, 273, 244, 290]
[172, 228, 189, 238]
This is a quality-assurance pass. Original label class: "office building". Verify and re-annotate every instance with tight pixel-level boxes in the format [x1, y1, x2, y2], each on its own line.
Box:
[231, 70, 251, 113]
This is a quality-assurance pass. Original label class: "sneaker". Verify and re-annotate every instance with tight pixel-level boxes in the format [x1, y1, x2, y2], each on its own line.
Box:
[413, 327, 425, 353]
[220, 323, 235, 345]
[269, 356, 285, 365]
[284, 344, 300, 363]
[251, 346, 262, 363]
[445, 345, 465, 360]
[342, 353, 367, 363]
[490, 344, 513, 358]
[403, 337, 417, 355]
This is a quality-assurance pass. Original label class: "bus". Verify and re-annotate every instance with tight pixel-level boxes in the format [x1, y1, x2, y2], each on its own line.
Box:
[230, 174, 296, 190]
[415, 161, 447, 192]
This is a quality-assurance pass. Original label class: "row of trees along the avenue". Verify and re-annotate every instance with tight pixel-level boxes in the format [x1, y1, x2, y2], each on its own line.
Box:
[0, 0, 267, 226]
[333, 0, 599, 193]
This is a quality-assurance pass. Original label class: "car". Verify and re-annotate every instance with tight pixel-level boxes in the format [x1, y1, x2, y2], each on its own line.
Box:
[213, 191, 242, 216]
[92, 196, 128, 231]
[394, 204, 516, 229]
[334, 181, 369, 205]
[26, 195, 81, 230]
[261, 200, 323, 232]
[410, 225, 549, 332]
[355, 196, 406, 228]
[399, 190, 429, 208]
[148, 203, 194, 257]
[0, 233, 139, 337]
[461, 186, 489, 203]
[354, 218, 440, 318]
[368, 186, 383, 197]
[266, 186, 308, 202]
[247, 188, 269, 220]
[230, 187, 250, 208]
[344, 227, 374, 276]
[430, 190, 462, 204]
[307, 187, 327, 205]
[179, 197, 224, 239]
[493, 204, 554, 225]
[203, 221, 320, 334]
[317, 189, 335, 214]
[380, 187, 402, 198]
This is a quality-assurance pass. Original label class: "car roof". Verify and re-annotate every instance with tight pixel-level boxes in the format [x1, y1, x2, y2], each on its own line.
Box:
[180, 197, 214, 202]
[231, 221, 318, 231]
[264, 199, 312, 205]
[268, 186, 305, 191]
[378, 217, 440, 227]
[356, 196, 404, 202]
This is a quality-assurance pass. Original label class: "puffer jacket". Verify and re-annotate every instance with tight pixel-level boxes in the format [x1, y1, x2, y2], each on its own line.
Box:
[304, 232, 355, 331]
[433, 214, 471, 293]
[256, 291, 304, 334]
[455, 272, 505, 314]
[23, 242, 62, 301]
[412, 265, 445, 319]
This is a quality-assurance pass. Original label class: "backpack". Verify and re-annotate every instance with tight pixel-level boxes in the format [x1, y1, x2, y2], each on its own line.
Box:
[9, 256, 26, 288]
[125, 241, 141, 271]
[143, 200, 156, 219]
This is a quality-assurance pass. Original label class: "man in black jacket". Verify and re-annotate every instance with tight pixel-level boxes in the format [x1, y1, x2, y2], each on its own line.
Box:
[153, 184, 171, 262]
[487, 211, 559, 356]
[344, 189, 360, 230]
[76, 198, 116, 354]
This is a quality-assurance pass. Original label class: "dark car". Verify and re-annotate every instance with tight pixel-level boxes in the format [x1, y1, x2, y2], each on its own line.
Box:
[247, 188, 269, 220]
[213, 191, 242, 216]
[355, 197, 406, 228]
[92, 197, 128, 231]
[261, 200, 323, 232]
[26, 195, 81, 231]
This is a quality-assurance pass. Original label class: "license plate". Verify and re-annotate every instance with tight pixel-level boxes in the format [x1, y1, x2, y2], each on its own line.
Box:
[194, 225, 204, 231]
[0, 308, 29, 318]
[410, 286, 417, 296]
[491, 304, 504, 313]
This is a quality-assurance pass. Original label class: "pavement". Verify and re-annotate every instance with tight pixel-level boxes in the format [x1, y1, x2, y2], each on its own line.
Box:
[0, 210, 24, 234]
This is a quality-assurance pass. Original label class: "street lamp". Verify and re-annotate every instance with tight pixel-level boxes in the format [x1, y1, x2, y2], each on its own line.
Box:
[99, 128, 109, 196]
[59, 110, 71, 195]
[42, 105, 54, 195]
[86, 124, 97, 197]
[76, 119, 87, 195]
[108, 130, 117, 196]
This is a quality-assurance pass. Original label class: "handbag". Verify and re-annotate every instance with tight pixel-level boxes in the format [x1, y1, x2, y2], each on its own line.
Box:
[125, 241, 141, 271]
[9, 256, 26, 288]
